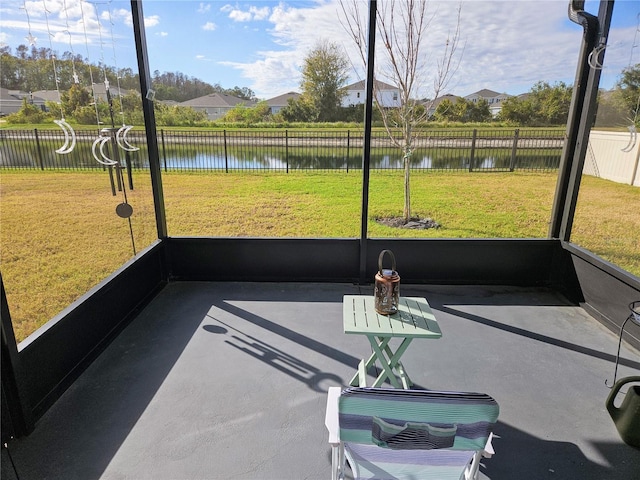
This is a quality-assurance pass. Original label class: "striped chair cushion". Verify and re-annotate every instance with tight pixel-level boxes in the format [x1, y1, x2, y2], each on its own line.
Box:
[336, 388, 499, 480]
[339, 387, 499, 451]
[344, 443, 477, 480]
[372, 416, 457, 450]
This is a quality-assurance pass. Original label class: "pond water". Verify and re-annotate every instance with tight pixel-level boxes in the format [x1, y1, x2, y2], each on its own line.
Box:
[0, 136, 561, 171]
[144, 152, 559, 171]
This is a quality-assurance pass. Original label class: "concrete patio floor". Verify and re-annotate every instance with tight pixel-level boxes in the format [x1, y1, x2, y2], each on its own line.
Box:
[3, 281, 640, 479]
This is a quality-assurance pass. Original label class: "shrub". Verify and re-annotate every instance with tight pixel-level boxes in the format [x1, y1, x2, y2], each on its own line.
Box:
[6, 98, 52, 124]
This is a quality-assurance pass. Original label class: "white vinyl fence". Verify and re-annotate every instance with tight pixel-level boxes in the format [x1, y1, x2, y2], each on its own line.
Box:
[585, 130, 640, 186]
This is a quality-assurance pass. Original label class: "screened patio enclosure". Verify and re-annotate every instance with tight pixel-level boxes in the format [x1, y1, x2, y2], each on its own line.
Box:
[1, 0, 639, 476]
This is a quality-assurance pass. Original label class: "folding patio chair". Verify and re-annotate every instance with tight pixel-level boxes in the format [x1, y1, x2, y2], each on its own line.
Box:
[325, 387, 499, 480]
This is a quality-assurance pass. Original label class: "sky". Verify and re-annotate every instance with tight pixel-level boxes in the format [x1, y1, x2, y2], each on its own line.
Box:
[1, 0, 639, 100]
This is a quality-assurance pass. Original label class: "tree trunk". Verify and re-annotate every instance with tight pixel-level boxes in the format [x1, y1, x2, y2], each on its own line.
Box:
[403, 154, 411, 222]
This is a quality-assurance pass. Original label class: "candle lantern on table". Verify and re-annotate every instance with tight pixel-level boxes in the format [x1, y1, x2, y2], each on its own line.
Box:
[374, 250, 400, 315]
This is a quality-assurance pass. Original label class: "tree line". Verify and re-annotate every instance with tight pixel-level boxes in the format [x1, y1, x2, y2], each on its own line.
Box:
[0, 45, 255, 102]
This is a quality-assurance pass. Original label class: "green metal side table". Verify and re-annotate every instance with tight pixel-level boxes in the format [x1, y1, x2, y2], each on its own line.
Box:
[343, 295, 442, 389]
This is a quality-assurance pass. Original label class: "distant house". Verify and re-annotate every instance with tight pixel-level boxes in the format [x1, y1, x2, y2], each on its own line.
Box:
[1, 88, 29, 116]
[424, 94, 463, 117]
[342, 80, 400, 108]
[464, 89, 512, 117]
[0, 88, 47, 116]
[265, 92, 300, 115]
[30, 90, 62, 103]
[30, 84, 133, 104]
[158, 99, 180, 107]
[180, 93, 257, 121]
[91, 83, 133, 102]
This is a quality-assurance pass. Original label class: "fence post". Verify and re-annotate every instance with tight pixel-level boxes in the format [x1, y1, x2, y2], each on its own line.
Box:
[286, 129, 289, 173]
[469, 129, 477, 172]
[34, 128, 45, 170]
[510, 128, 519, 172]
[631, 141, 640, 186]
[223, 129, 228, 173]
[346, 130, 350, 173]
[161, 129, 167, 172]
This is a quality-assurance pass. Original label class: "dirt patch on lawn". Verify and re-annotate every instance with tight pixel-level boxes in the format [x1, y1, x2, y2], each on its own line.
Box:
[375, 217, 441, 229]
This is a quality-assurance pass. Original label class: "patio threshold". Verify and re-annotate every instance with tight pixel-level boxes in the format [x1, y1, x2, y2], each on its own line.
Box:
[3, 281, 639, 479]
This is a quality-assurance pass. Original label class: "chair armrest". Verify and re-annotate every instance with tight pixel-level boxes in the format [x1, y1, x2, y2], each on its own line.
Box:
[482, 432, 496, 458]
[325, 387, 341, 446]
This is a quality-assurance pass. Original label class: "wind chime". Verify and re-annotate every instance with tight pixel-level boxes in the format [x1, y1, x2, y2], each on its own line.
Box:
[30, 0, 139, 256]
[40, 0, 76, 155]
[86, 0, 139, 255]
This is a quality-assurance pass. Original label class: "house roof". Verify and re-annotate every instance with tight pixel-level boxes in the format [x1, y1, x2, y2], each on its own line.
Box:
[426, 94, 462, 109]
[30, 90, 61, 102]
[91, 84, 133, 97]
[28, 86, 133, 102]
[465, 89, 503, 99]
[346, 79, 397, 91]
[180, 93, 256, 108]
[0, 89, 49, 109]
[265, 92, 300, 107]
[0, 87, 20, 101]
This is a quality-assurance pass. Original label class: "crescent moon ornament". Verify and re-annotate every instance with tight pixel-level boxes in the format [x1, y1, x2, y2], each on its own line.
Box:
[54, 119, 76, 155]
[99, 136, 118, 165]
[116, 125, 140, 152]
[91, 136, 117, 166]
[621, 125, 637, 153]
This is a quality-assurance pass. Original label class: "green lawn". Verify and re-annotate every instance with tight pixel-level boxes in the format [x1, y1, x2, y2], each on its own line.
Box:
[1, 170, 638, 342]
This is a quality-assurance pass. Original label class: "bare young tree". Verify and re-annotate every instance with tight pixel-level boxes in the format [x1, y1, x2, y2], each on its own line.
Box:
[339, 0, 463, 223]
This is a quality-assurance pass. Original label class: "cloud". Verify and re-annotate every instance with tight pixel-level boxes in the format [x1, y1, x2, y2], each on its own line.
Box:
[227, 0, 598, 98]
[229, 9, 252, 22]
[202, 21, 216, 31]
[157, 31, 168, 37]
[4, 1, 108, 48]
[249, 6, 270, 21]
[223, 2, 348, 97]
[196, 54, 214, 62]
[97, 6, 155, 28]
[221, 4, 270, 22]
[197, 3, 211, 14]
[220, 52, 301, 98]
[144, 15, 160, 28]
[103, 8, 133, 27]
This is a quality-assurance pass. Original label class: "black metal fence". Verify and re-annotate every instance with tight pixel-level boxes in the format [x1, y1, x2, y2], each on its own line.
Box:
[0, 128, 565, 172]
